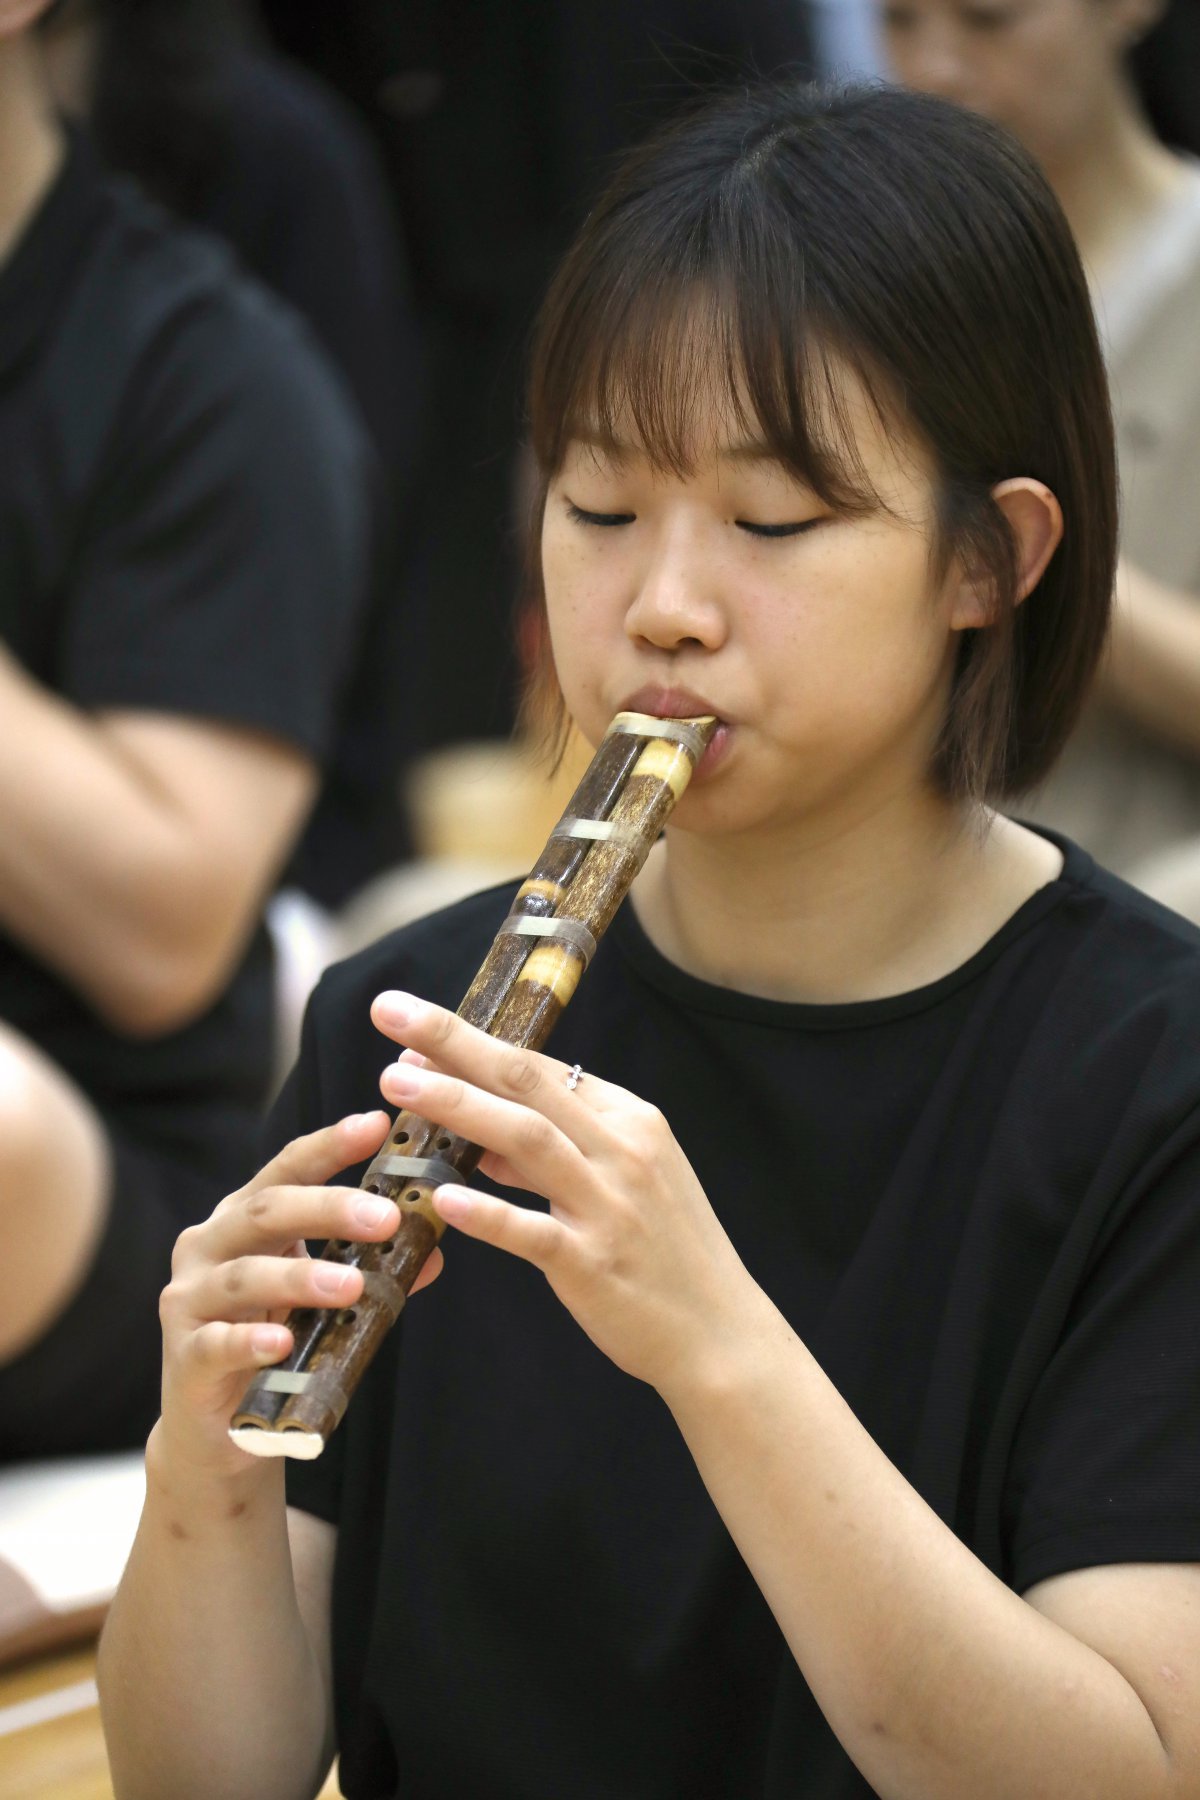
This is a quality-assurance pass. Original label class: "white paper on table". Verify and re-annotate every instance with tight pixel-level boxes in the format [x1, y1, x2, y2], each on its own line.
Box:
[0, 1452, 145, 1615]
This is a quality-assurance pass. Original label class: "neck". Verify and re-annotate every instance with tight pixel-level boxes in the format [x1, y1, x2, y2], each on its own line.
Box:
[0, 37, 66, 269]
[1047, 71, 1186, 276]
[633, 784, 1061, 1006]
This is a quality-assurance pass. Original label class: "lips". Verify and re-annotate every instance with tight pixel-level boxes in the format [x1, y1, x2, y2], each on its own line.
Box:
[618, 685, 725, 724]
[615, 685, 733, 782]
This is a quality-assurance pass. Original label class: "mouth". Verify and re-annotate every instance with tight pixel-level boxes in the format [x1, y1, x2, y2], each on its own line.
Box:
[618, 686, 725, 726]
[616, 687, 732, 781]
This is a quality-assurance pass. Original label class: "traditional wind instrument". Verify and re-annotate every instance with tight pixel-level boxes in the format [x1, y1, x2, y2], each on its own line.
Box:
[230, 711, 716, 1459]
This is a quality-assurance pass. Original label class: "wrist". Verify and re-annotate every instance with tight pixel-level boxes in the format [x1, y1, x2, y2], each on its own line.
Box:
[657, 1281, 798, 1420]
[145, 1416, 284, 1514]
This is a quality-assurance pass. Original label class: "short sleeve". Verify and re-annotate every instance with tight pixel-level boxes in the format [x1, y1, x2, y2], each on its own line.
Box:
[1004, 1108, 1200, 1592]
[258, 987, 348, 1526]
[59, 280, 375, 760]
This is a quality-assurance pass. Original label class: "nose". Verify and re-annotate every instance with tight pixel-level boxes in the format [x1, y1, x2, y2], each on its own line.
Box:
[623, 529, 727, 654]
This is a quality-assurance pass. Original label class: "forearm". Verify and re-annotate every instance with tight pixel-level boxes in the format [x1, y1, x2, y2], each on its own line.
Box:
[1101, 560, 1200, 757]
[99, 1431, 331, 1800]
[662, 1294, 1174, 1800]
[0, 656, 201, 1016]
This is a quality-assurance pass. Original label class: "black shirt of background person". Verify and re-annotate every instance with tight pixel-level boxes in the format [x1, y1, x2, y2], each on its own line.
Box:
[280, 842, 1200, 1799]
[81, 3, 423, 905]
[258, 0, 816, 751]
[0, 134, 373, 1203]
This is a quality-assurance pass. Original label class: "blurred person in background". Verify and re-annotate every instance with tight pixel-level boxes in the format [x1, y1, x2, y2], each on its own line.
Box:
[0, 0, 376, 1459]
[1130, 0, 1200, 161]
[885, 0, 1200, 915]
[39, 0, 425, 917]
[258, 0, 817, 754]
[810, 0, 886, 78]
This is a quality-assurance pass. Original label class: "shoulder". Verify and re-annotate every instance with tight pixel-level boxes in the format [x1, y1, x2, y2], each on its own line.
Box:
[66, 173, 366, 469]
[1025, 845, 1200, 1140]
[219, 52, 389, 199]
[1103, 165, 1200, 359]
[1061, 850, 1200, 986]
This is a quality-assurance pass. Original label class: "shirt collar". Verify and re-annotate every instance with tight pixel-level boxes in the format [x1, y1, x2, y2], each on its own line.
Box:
[0, 125, 107, 384]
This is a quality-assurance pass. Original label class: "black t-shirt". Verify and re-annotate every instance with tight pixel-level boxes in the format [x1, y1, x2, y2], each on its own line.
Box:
[0, 133, 374, 1201]
[101, 49, 424, 903]
[280, 837, 1200, 1799]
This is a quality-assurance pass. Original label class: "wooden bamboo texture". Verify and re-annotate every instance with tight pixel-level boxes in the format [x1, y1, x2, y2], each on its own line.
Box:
[230, 713, 715, 1455]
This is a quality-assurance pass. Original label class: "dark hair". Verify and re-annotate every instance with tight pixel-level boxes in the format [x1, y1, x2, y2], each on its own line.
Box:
[522, 81, 1117, 802]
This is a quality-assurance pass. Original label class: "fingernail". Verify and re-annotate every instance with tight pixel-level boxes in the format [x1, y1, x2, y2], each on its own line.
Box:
[435, 1186, 472, 1221]
[376, 990, 416, 1024]
[354, 1196, 393, 1227]
[251, 1325, 287, 1356]
[383, 1062, 422, 1099]
[314, 1264, 353, 1295]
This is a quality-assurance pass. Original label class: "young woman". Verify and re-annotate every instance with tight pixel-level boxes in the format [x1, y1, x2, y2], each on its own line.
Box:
[100, 81, 1200, 1800]
[884, 0, 1200, 909]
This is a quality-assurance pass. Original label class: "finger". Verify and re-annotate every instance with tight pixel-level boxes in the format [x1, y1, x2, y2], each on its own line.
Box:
[196, 1181, 401, 1268]
[239, 1110, 392, 1201]
[407, 1244, 444, 1294]
[171, 1318, 293, 1397]
[433, 1185, 568, 1271]
[378, 1060, 586, 1203]
[372, 990, 615, 1132]
[180, 1251, 367, 1325]
[173, 1318, 296, 1400]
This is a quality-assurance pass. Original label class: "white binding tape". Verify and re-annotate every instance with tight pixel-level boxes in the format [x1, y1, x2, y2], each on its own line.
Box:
[550, 815, 643, 850]
[606, 711, 712, 758]
[497, 912, 597, 967]
[371, 1154, 462, 1188]
[259, 1369, 312, 1394]
[558, 816, 616, 840]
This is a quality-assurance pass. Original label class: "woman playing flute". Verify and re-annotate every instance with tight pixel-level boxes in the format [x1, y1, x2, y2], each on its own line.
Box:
[103, 79, 1200, 1800]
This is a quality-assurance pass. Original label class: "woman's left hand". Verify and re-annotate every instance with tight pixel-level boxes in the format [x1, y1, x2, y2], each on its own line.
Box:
[371, 988, 760, 1394]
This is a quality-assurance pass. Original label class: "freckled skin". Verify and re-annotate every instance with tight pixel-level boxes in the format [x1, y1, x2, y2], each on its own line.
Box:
[542, 375, 966, 852]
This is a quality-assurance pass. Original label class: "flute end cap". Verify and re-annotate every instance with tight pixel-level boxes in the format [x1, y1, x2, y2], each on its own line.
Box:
[228, 1424, 325, 1460]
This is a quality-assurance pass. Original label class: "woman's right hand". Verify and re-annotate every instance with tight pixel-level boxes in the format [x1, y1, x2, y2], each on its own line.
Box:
[154, 1110, 435, 1483]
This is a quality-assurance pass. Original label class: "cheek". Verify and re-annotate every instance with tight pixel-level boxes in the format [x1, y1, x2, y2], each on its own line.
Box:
[774, 535, 950, 724]
[540, 521, 616, 722]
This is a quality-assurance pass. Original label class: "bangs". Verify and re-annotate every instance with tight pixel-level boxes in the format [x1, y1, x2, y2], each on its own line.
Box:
[523, 81, 1117, 800]
[529, 254, 904, 516]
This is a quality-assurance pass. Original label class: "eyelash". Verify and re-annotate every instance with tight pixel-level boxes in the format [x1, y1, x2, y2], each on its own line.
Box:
[566, 502, 634, 529]
[565, 502, 821, 539]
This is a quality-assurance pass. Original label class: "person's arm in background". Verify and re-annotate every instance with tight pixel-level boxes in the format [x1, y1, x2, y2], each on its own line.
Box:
[1097, 556, 1200, 757]
[0, 652, 314, 1036]
[0, 275, 375, 1034]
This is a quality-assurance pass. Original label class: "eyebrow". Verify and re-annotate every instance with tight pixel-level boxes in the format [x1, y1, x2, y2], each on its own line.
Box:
[568, 426, 782, 466]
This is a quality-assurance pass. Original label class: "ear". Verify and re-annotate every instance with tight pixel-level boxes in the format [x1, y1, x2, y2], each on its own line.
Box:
[950, 477, 1065, 630]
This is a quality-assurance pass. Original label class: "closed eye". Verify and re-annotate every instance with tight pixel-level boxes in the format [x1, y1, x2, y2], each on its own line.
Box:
[566, 501, 635, 528]
[736, 518, 825, 539]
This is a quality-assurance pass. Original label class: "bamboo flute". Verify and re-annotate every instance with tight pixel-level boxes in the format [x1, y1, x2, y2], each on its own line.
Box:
[229, 711, 716, 1459]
